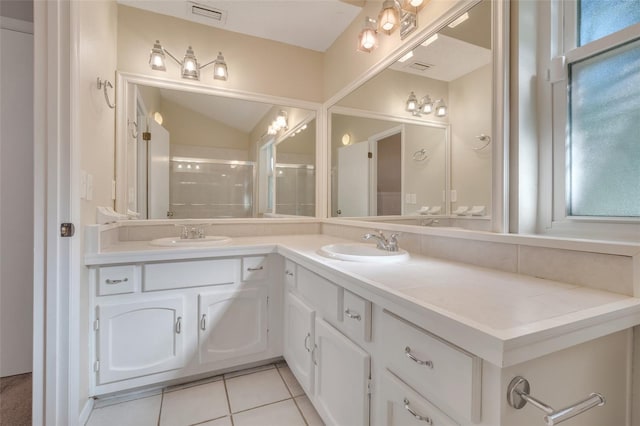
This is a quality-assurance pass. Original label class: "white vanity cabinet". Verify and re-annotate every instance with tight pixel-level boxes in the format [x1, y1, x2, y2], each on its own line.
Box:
[283, 263, 371, 426]
[198, 286, 268, 364]
[90, 255, 280, 395]
[96, 296, 186, 384]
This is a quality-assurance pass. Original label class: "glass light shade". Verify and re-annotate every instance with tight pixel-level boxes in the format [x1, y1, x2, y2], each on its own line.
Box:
[408, 0, 423, 7]
[181, 46, 200, 80]
[357, 18, 378, 53]
[405, 92, 418, 112]
[149, 40, 166, 71]
[213, 52, 228, 81]
[435, 100, 447, 117]
[275, 111, 288, 129]
[420, 96, 433, 114]
[379, 0, 399, 33]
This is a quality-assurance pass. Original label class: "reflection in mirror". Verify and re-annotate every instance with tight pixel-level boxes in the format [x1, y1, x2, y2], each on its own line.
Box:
[330, 0, 492, 226]
[117, 76, 316, 219]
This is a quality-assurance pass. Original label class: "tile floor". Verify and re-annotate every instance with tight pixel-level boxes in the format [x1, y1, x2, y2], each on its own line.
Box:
[86, 362, 324, 426]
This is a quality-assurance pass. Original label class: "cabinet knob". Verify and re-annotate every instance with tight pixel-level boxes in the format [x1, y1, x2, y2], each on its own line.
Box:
[285, 270, 294, 277]
[175, 317, 182, 334]
[200, 314, 207, 331]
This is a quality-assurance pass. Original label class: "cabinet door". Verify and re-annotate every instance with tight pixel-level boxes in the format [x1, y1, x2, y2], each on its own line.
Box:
[314, 318, 370, 426]
[198, 286, 268, 364]
[97, 297, 185, 384]
[283, 292, 315, 395]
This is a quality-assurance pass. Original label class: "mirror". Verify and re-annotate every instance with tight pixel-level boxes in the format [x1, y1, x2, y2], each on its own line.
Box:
[116, 75, 317, 219]
[330, 0, 493, 227]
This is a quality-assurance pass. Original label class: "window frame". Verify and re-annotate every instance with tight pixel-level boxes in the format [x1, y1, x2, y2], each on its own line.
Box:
[539, 0, 640, 240]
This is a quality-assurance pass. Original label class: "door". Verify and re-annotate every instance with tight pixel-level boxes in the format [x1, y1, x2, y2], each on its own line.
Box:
[283, 292, 315, 395]
[97, 297, 185, 384]
[147, 119, 170, 219]
[198, 286, 268, 364]
[1, 26, 34, 377]
[337, 141, 370, 216]
[314, 318, 370, 426]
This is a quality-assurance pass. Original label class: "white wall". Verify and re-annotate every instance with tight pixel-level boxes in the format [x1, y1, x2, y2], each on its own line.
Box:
[0, 22, 33, 377]
[76, 0, 118, 416]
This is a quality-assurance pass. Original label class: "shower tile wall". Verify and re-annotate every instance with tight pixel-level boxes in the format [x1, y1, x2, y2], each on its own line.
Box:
[275, 166, 315, 217]
[170, 160, 254, 219]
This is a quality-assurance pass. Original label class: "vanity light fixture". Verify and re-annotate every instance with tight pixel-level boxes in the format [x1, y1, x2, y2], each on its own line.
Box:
[406, 92, 445, 117]
[378, 0, 400, 33]
[149, 40, 228, 81]
[357, 17, 378, 53]
[267, 110, 289, 135]
[153, 111, 163, 125]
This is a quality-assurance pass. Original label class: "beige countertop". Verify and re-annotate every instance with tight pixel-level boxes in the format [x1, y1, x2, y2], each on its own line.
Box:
[85, 233, 640, 367]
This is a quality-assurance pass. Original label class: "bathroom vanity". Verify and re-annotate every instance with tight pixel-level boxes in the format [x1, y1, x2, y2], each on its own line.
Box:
[85, 226, 640, 426]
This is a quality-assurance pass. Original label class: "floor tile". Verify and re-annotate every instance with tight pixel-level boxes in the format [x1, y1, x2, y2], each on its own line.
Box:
[277, 365, 305, 397]
[226, 369, 290, 413]
[197, 415, 233, 426]
[164, 374, 223, 393]
[223, 363, 274, 379]
[233, 399, 306, 426]
[86, 395, 161, 426]
[159, 380, 229, 426]
[295, 395, 324, 426]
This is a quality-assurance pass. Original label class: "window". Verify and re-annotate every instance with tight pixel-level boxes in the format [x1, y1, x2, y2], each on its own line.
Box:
[544, 0, 640, 239]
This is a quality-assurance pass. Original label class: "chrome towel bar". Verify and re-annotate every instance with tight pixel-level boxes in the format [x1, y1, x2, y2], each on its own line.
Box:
[506, 376, 605, 426]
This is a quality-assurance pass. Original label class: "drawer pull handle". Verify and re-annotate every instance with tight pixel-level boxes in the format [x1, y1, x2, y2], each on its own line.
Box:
[105, 278, 128, 285]
[247, 266, 264, 271]
[200, 314, 206, 331]
[285, 270, 294, 277]
[345, 309, 361, 321]
[304, 333, 311, 352]
[405, 346, 434, 368]
[404, 398, 433, 425]
[175, 317, 182, 334]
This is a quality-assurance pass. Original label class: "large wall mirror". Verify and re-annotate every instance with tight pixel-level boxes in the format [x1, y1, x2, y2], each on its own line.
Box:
[330, 0, 499, 230]
[115, 74, 318, 219]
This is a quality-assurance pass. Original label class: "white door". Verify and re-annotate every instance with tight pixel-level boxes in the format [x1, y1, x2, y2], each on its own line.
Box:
[337, 141, 370, 216]
[198, 286, 268, 364]
[283, 292, 315, 395]
[314, 318, 370, 426]
[1, 26, 34, 377]
[97, 297, 185, 384]
[147, 120, 170, 219]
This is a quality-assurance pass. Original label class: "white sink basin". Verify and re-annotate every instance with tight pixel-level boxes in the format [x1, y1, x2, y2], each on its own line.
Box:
[318, 243, 410, 263]
[149, 236, 232, 247]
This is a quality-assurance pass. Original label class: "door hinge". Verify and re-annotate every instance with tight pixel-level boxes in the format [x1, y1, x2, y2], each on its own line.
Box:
[367, 152, 373, 159]
[93, 360, 100, 372]
[93, 319, 99, 331]
[267, 296, 269, 306]
[60, 222, 75, 237]
[367, 378, 373, 395]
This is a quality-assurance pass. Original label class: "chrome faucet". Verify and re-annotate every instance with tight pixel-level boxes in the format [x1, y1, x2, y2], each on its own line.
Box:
[177, 224, 207, 239]
[363, 230, 400, 252]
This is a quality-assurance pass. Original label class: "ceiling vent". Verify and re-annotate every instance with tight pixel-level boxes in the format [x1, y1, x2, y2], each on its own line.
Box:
[187, 2, 226, 24]
[408, 62, 432, 72]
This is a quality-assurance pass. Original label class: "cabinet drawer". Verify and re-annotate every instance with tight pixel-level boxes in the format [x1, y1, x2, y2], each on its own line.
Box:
[242, 256, 269, 281]
[380, 311, 481, 423]
[379, 369, 458, 426]
[340, 290, 372, 343]
[296, 267, 340, 322]
[143, 258, 239, 291]
[284, 259, 297, 290]
[98, 265, 136, 296]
